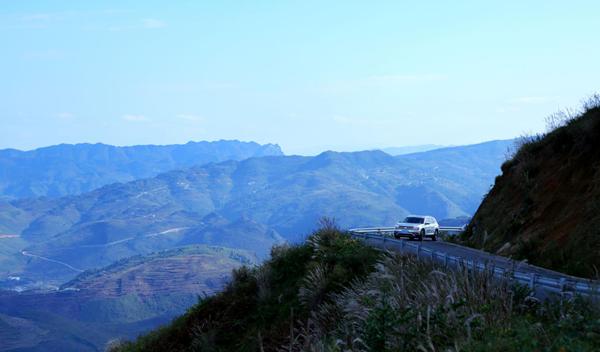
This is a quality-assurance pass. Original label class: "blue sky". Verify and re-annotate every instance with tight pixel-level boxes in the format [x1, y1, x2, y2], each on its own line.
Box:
[1, 1, 599, 155]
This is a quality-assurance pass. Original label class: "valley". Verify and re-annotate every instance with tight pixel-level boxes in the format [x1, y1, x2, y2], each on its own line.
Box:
[0, 140, 513, 288]
[0, 139, 515, 350]
[0, 245, 254, 351]
[3, 2, 597, 350]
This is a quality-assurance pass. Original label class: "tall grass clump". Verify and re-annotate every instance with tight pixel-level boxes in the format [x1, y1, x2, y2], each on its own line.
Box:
[284, 252, 600, 352]
[463, 94, 600, 277]
[112, 220, 381, 352]
[501, 93, 600, 175]
[113, 221, 600, 351]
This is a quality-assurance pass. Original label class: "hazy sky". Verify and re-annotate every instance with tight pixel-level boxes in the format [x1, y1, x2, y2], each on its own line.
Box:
[2, 1, 599, 155]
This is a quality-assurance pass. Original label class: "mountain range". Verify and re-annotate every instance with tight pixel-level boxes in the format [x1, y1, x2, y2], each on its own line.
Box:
[0, 137, 516, 351]
[380, 144, 447, 155]
[0, 139, 514, 287]
[0, 140, 283, 199]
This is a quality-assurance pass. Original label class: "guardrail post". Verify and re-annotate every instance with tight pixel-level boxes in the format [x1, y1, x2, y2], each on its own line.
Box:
[529, 273, 536, 291]
[559, 278, 566, 294]
[417, 245, 421, 258]
[444, 253, 448, 267]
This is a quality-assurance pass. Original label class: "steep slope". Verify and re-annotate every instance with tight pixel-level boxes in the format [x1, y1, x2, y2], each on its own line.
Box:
[113, 228, 600, 352]
[397, 139, 514, 215]
[0, 140, 283, 199]
[0, 140, 512, 284]
[0, 245, 254, 352]
[463, 103, 600, 277]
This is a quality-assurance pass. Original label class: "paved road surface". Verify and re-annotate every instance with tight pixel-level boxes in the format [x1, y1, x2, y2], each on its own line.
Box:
[351, 232, 600, 298]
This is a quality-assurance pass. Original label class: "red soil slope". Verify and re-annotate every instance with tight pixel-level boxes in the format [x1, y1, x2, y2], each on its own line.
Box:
[462, 103, 600, 278]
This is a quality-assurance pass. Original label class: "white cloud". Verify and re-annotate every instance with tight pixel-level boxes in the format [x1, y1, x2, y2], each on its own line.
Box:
[105, 18, 166, 32]
[319, 73, 447, 94]
[142, 18, 166, 29]
[495, 106, 521, 114]
[366, 74, 447, 83]
[177, 114, 204, 122]
[122, 114, 148, 122]
[21, 13, 55, 21]
[511, 96, 554, 104]
[332, 115, 397, 126]
[332, 115, 353, 124]
[23, 49, 64, 60]
[56, 112, 75, 120]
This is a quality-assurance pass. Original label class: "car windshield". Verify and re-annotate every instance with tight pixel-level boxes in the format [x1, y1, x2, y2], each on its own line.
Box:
[403, 217, 425, 224]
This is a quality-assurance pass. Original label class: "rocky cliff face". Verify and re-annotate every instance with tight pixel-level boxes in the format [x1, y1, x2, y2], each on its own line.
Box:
[463, 101, 600, 277]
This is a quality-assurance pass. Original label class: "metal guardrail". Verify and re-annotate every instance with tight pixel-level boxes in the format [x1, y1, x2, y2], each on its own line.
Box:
[349, 226, 465, 235]
[349, 228, 600, 298]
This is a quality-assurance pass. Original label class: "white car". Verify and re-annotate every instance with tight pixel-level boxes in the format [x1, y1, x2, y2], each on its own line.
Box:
[394, 215, 439, 241]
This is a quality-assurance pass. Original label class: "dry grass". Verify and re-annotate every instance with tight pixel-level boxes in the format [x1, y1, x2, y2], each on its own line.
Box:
[284, 251, 530, 351]
[114, 229, 600, 352]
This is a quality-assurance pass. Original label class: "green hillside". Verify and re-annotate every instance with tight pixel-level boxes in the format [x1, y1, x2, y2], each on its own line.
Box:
[0, 140, 513, 286]
[113, 226, 600, 352]
[0, 140, 283, 199]
[0, 245, 254, 352]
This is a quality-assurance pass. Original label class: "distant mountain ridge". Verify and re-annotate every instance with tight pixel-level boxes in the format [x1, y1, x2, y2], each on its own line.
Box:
[381, 144, 447, 155]
[0, 139, 514, 285]
[0, 140, 283, 199]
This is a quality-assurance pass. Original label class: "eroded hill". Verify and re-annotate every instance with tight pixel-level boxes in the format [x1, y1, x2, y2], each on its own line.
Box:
[463, 100, 600, 277]
[113, 227, 600, 352]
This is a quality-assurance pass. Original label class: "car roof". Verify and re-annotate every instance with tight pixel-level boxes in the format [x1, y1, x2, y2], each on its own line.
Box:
[404, 215, 436, 219]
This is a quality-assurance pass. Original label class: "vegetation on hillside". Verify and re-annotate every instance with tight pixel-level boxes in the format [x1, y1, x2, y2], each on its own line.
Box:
[0, 245, 253, 351]
[0, 140, 283, 199]
[0, 140, 513, 285]
[462, 96, 600, 277]
[114, 223, 600, 352]
[62, 245, 255, 290]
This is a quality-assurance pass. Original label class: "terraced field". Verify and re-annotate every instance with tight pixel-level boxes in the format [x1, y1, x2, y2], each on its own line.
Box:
[0, 245, 255, 352]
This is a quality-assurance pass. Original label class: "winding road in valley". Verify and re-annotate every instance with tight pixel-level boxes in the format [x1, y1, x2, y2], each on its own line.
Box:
[19, 227, 191, 274]
[21, 251, 84, 273]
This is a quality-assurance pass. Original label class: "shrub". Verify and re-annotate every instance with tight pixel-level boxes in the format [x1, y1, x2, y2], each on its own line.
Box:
[114, 225, 380, 352]
[286, 252, 600, 352]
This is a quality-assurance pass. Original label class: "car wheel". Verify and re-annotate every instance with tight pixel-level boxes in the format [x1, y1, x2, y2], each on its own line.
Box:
[419, 230, 424, 241]
[432, 229, 438, 241]
[394, 232, 400, 239]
